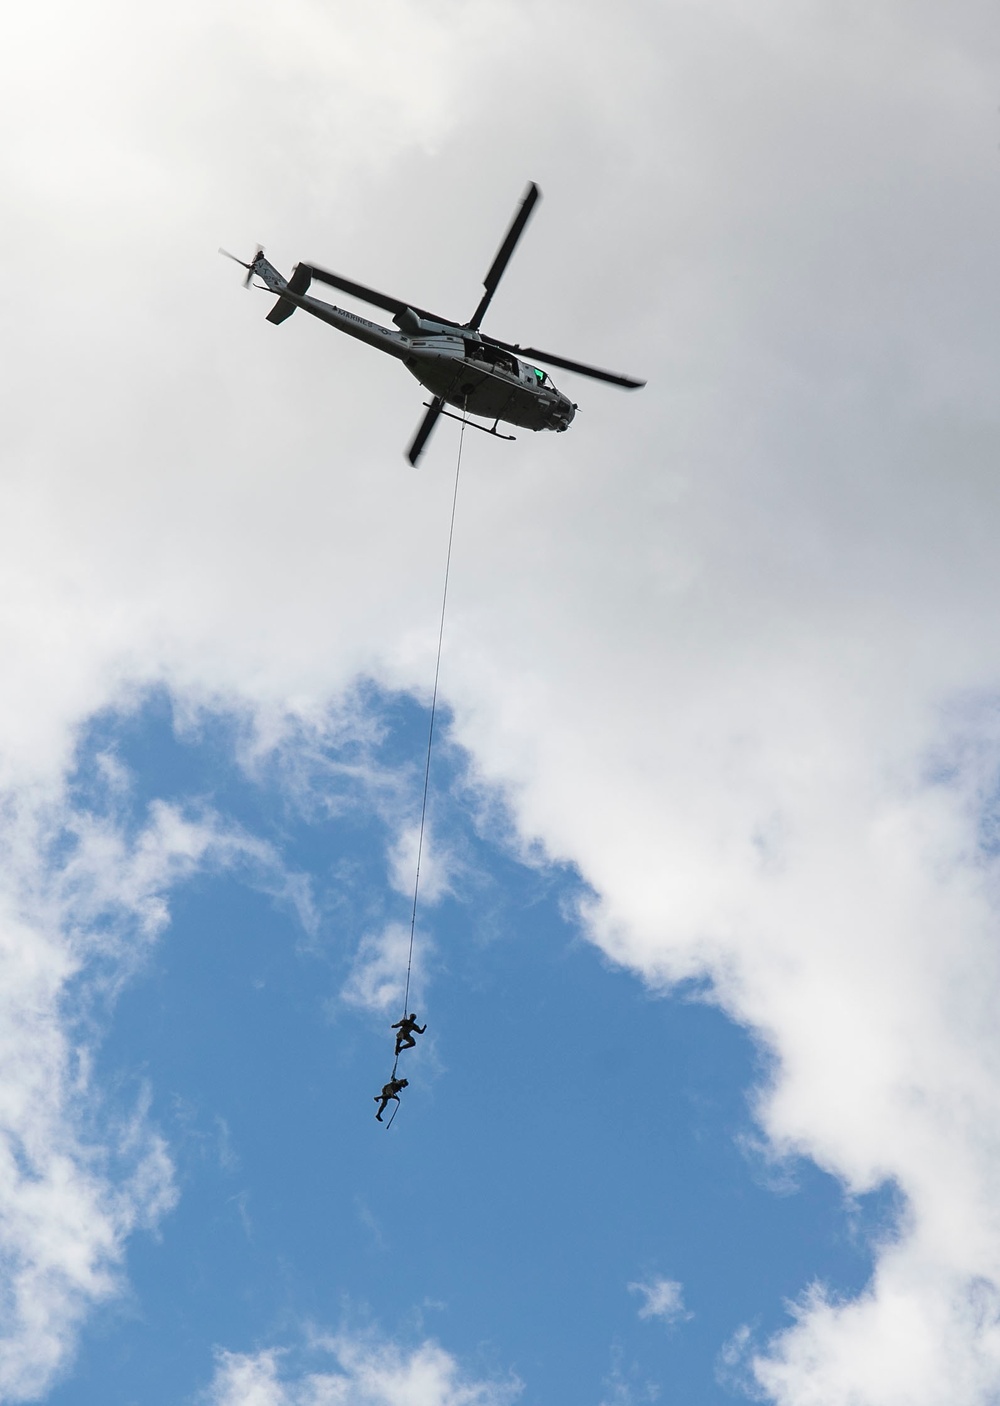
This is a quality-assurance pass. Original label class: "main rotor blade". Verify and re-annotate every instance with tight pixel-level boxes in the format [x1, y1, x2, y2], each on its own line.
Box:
[307, 265, 452, 327]
[466, 181, 540, 331]
[407, 397, 445, 466]
[484, 335, 646, 389]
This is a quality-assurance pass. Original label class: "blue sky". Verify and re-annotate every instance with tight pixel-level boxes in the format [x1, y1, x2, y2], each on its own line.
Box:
[44, 690, 894, 1405]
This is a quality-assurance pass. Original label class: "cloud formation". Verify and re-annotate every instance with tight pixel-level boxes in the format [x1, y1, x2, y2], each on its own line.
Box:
[0, 801, 188, 1400]
[628, 1277, 689, 1325]
[0, 759, 321, 1398]
[207, 1334, 520, 1406]
[5, 0, 1000, 1402]
[341, 920, 430, 1016]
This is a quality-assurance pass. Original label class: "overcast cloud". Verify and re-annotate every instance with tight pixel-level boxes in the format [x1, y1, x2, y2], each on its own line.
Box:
[4, 1, 1000, 1402]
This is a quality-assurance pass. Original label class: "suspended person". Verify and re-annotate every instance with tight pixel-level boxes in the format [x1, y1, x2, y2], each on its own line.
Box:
[392, 1013, 426, 1057]
[374, 1076, 408, 1122]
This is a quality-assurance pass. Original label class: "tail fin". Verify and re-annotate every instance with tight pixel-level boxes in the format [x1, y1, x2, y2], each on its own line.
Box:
[266, 263, 312, 324]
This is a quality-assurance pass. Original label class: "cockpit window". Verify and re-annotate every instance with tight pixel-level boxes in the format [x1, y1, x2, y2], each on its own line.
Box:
[471, 343, 519, 376]
[531, 367, 550, 387]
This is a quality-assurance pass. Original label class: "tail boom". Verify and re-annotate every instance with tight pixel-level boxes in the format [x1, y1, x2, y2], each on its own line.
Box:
[250, 254, 408, 358]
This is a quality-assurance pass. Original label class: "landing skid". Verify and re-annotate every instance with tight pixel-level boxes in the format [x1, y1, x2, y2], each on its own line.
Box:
[423, 404, 516, 441]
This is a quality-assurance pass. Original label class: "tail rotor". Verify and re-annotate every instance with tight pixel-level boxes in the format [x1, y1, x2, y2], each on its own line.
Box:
[219, 245, 264, 289]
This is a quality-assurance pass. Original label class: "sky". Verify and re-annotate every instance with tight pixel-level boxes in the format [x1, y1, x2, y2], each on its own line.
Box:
[3, 1, 1000, 1403]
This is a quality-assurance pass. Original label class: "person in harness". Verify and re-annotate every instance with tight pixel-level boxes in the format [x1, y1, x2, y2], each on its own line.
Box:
[391, 1013, 426, 1057]
[374, 1076, 408, 1122]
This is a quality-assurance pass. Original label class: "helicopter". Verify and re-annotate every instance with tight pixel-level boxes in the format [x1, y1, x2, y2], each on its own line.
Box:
[221, 182, 645, 465]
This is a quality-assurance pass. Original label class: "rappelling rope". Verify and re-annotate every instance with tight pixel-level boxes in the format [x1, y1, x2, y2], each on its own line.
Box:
[395, 406, 467, 1069]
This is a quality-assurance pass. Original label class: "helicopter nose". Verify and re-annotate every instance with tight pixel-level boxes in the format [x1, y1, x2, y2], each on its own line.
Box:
[557, 397, 576, 429]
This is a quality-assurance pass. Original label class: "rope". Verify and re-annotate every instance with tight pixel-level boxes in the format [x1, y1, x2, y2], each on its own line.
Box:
[379, 406, 467, 1129]
[399, 407, 467, 1022]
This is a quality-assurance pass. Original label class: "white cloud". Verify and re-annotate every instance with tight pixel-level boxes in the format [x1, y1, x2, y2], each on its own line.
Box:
[0, 814, 185, 1400]
[209, 1347, 286, 1406]
[0, 771, 321, 1399]
[598, 1346, 660, 1406]
[716, 1324, 758, 1400]
[753, 1261, 1000, 1406]
[207, 1334, 521, 1406]
[3, 0, 1000, 1401]
[341, 922, 431, 1017]
[627, 1277, 689, 1325]
[388, 823, 454, 906]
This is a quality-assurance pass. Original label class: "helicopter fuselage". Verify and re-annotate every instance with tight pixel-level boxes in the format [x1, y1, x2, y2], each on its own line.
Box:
[255, 260, 576, 435]
[406, 336, 575, 432]
[224, 183, 643, 463]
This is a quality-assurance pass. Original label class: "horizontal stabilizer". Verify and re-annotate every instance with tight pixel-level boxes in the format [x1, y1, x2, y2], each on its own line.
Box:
[266, 299, 296, 325]
[266, 263, 312, 324]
